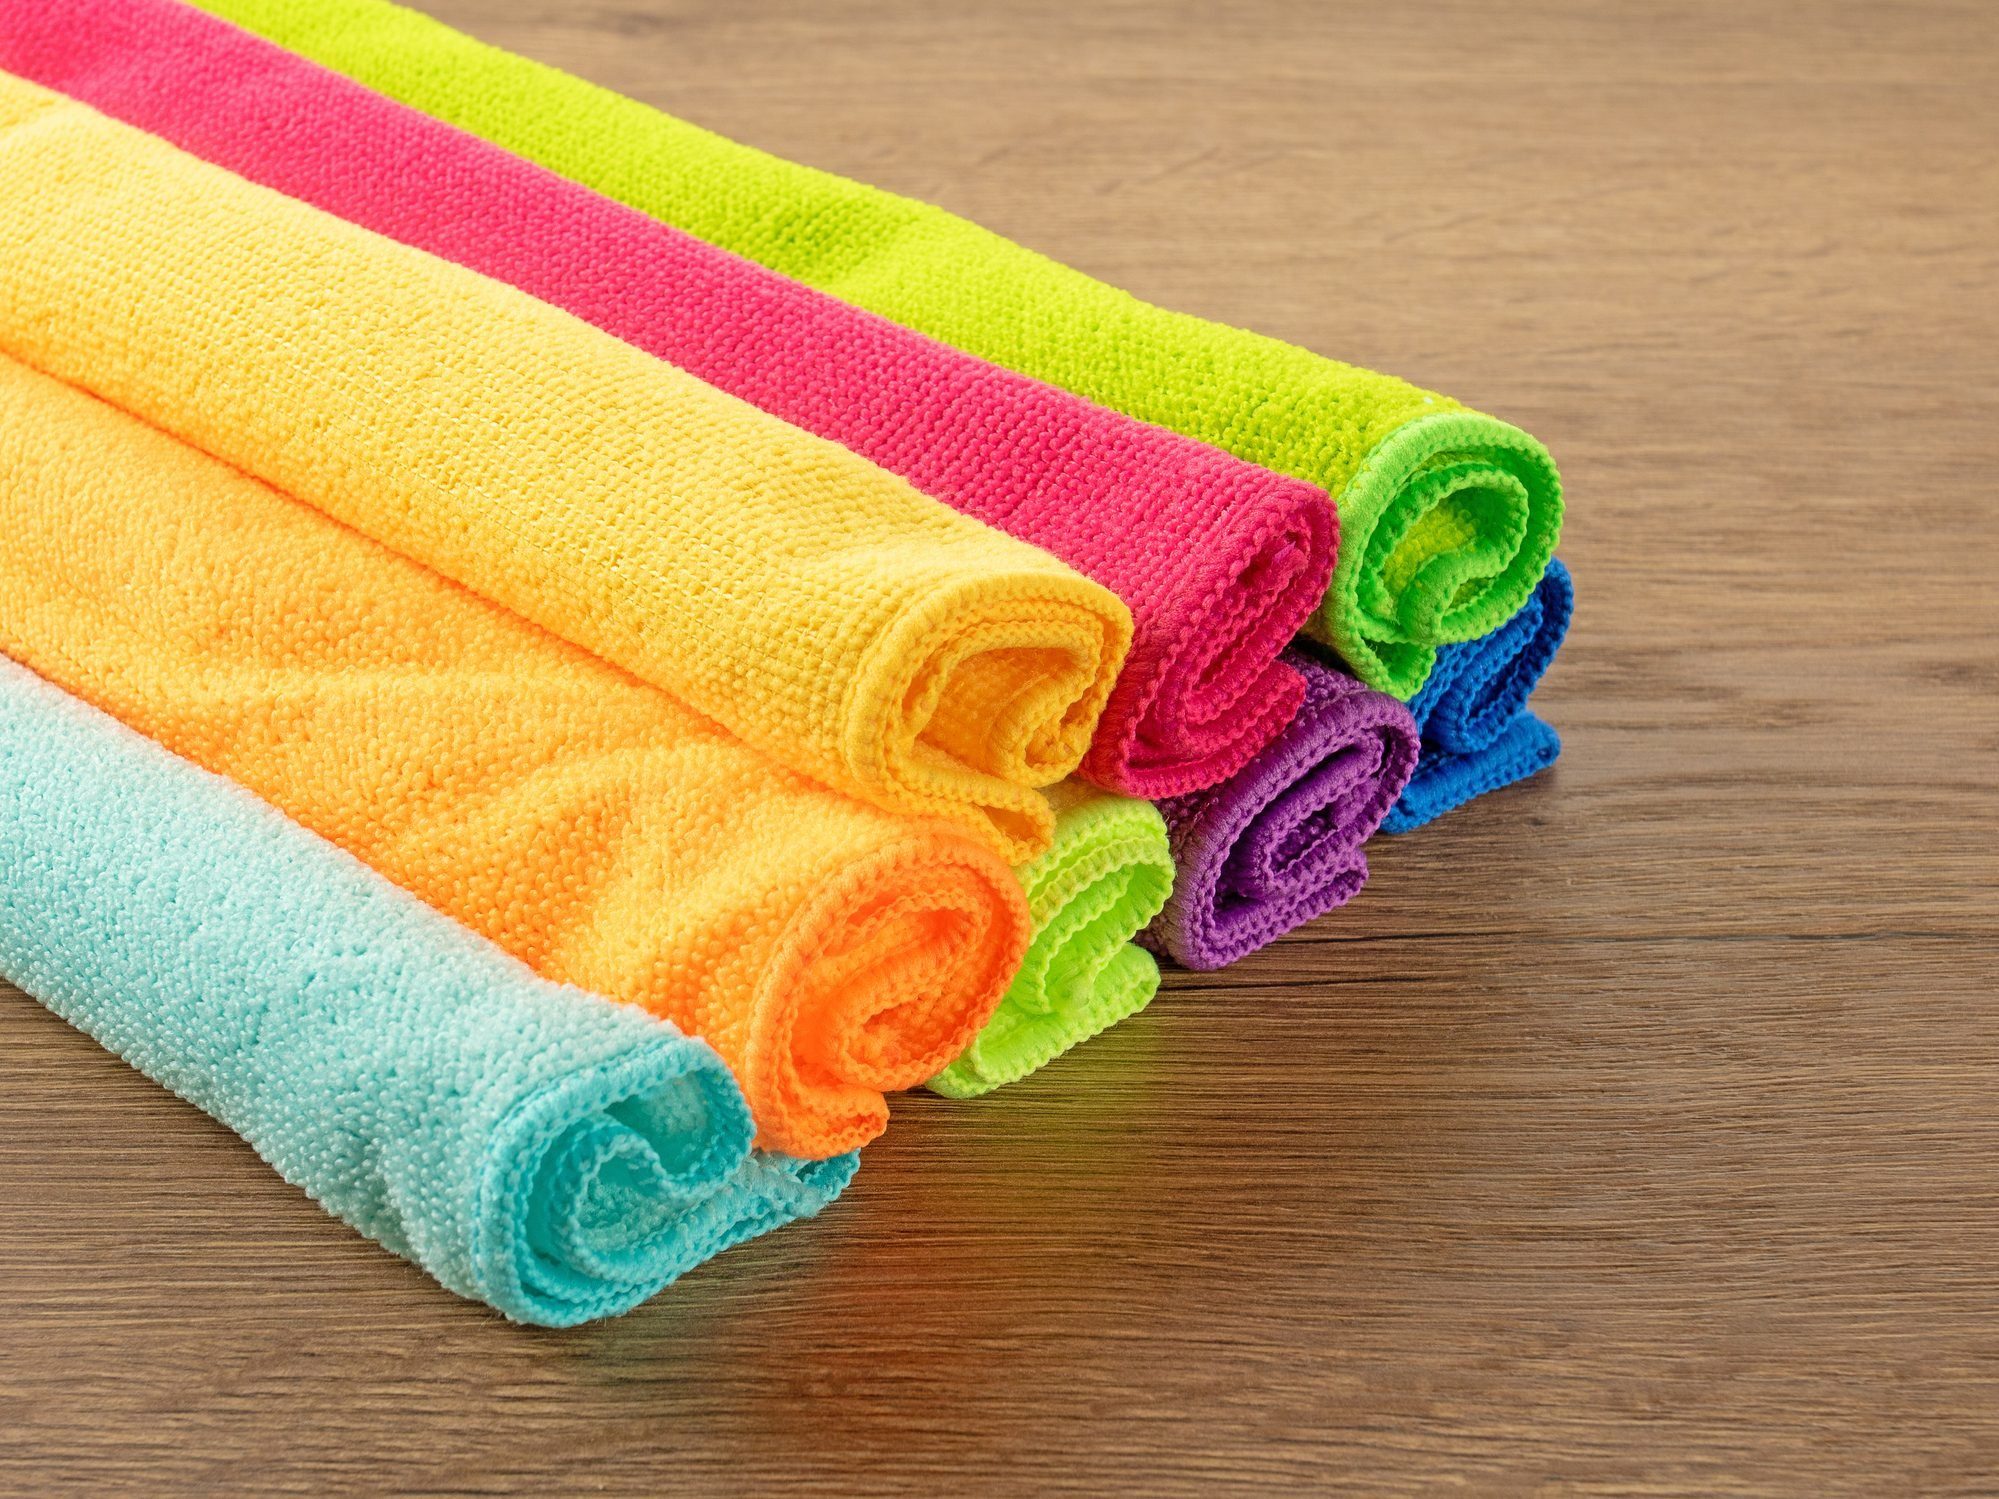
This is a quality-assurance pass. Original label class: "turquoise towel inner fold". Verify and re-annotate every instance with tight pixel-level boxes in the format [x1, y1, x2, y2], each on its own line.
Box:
[0, 656, 854, 1326]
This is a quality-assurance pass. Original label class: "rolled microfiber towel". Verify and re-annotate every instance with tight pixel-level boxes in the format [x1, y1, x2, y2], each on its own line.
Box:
[930, 786, 1174, 1098]
[1143, 653, 1419, 970]
[0, 75, 1129, 866]
[0, 353, 1030, 1161]
[1382, 713, 1562, 835]
[0, 655, 854, 1327]
[1, 0, 1333, 802]
[1381, 560, 1572, 833]
[193, 0, 1563, 702]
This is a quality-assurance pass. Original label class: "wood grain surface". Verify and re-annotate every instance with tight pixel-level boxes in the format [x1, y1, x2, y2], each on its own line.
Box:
[3, 1, 1996, 1493]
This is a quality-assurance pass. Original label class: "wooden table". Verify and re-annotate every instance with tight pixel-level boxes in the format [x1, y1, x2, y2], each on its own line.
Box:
[3, 1, 1994, 1492]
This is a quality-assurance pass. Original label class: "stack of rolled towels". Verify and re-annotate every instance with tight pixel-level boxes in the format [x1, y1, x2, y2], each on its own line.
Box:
[0, 0, 1573, 1323]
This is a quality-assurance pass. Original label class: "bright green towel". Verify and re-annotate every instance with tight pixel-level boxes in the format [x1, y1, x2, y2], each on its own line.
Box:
[931, 786, 1173, 1099]
[197, 0, 1562, 698]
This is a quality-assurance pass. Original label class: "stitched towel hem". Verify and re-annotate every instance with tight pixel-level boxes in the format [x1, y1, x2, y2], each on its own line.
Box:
[928, 791, 1172, 1096]
[1318, 413, 1563, 700]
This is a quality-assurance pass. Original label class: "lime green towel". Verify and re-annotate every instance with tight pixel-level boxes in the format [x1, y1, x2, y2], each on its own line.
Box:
[931, 786, 1172, 1099]
[196, 0, 1562, 698]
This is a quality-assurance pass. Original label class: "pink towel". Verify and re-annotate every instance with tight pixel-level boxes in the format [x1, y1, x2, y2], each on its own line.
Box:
[4, 0, 1338, 800]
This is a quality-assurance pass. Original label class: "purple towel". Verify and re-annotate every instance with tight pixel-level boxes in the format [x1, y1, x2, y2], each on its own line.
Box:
[1143, 652, 1418, 969]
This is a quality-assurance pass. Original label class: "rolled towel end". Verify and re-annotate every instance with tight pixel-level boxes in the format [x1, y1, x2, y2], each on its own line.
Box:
[485, 1125, 857, 1328]
[1086, 479, 1337, 799]
[1412, 558, 1574, 755]
[474, 1038, 756, 1326]
[1145, 652, 1419, 969]
[1380, 713, 1562, 835]
[1319, 412, 1563, 700]
[742, 833, 1032, 1154]
[928, 789, 1174, 1098]
[858, 567, 1133, 864]
[1379, 557, 1572, 833]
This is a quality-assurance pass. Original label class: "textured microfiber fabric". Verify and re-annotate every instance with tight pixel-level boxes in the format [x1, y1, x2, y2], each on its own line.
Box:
[1143, 652, 1420, 970]
[2, 0, 1332, 802]
[0, 354, 1030, 1160]
[194, 0, 1562, 701]
[0, 75, 1129, 865]
[1382, 713, 1562, 835]
[0, 655, 856, 1327]
[929, 785, 1174, 1098]
[1381, 560, 1571, 833]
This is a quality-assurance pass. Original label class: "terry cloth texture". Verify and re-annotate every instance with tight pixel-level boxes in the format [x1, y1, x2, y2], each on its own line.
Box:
[930, 785, 1174, 1098]
[1382, 559, 1571, 833]
[0, 354, 1030, 1160]
[3, 0, 1334, 802]
[194, 0, 1562, 702]
[0, 655, 856, 1327]
[1144, 652, 1420, 970]
[0, 74, 1129, 865]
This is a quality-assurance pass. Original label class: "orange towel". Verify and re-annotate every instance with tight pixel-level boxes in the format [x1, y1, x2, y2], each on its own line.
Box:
[0, 74, 1130, 864]
[0, 354, 1029, 1159]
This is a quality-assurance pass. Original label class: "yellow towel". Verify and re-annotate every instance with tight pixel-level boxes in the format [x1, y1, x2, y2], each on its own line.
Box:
[0, 74, 1130, 864]
[0, 353, 1032, 1160]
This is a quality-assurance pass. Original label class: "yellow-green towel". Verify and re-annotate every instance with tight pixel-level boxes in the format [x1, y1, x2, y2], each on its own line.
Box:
[932, 785, 1173, 1099]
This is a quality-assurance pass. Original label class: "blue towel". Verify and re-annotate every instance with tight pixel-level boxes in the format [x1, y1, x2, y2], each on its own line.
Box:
[1382, 559, 1573, 833]
[0, 657, 855, 1325]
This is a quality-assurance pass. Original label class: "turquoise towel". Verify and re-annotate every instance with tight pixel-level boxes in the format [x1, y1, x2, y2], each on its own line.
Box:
[0, 656, 855, 1326]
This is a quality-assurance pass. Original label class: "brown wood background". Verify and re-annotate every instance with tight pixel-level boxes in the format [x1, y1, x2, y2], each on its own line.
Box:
[3, 0, 1995, 1493]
